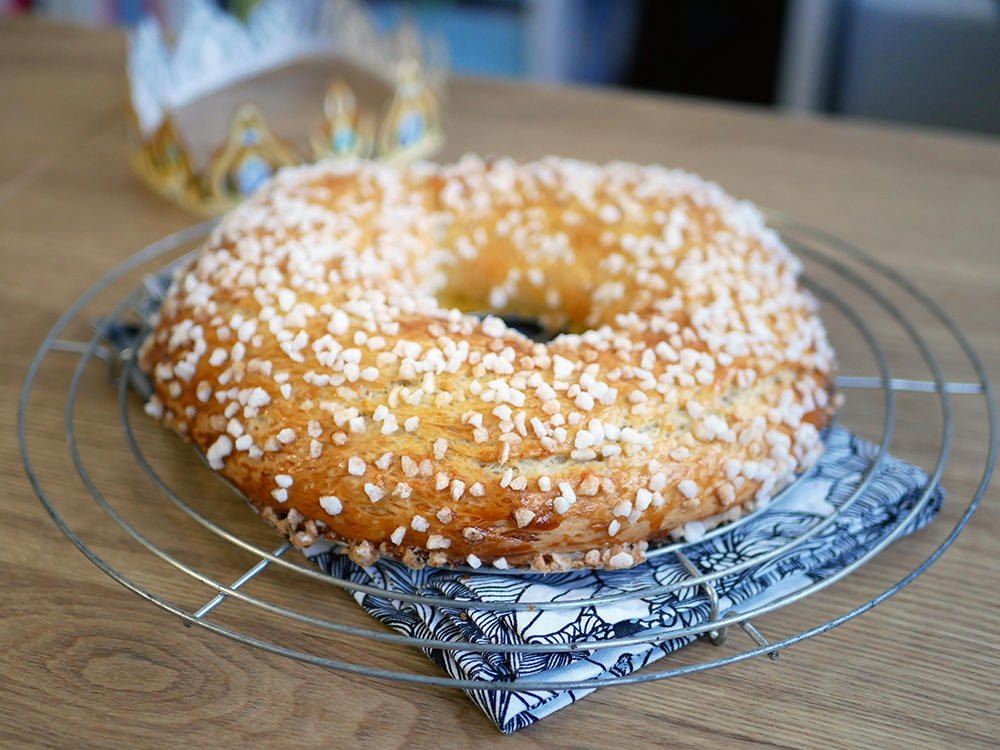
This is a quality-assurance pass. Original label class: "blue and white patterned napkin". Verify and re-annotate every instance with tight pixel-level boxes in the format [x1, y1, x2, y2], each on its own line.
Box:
[305, 426, 944, 733]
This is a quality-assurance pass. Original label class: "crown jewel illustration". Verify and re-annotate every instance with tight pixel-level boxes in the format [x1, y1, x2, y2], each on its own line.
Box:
[126, 0, 447, 216]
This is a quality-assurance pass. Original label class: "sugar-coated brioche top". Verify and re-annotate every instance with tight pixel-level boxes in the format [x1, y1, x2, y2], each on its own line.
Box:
[140, 155, 836, 572]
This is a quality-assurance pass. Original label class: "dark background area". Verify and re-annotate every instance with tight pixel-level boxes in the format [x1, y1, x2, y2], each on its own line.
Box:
[625, 0, 788, 106]
[17, 0, 1000, 135]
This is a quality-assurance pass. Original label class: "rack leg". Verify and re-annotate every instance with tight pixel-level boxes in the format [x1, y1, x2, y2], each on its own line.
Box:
[184, 541, 292, 626]
[675, 551, 780, 660]
[674, 551, 726, 645]
[726, 610, 780, 661]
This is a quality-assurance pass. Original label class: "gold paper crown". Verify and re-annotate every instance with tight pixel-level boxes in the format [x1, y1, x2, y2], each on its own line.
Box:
[125, 0, 447, 216]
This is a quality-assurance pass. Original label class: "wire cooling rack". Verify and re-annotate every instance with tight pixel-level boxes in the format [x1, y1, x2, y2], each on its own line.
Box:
[19, 214, 996, 692]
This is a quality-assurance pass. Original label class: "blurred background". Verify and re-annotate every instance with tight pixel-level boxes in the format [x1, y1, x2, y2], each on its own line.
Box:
[7, 0, 1000, 136]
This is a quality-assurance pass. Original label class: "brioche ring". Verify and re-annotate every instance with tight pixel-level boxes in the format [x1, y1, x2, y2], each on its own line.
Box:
[139, 156, 836, 572]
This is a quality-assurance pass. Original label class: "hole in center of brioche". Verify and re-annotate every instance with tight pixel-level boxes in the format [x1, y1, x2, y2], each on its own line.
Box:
[467, 311, 564, 343]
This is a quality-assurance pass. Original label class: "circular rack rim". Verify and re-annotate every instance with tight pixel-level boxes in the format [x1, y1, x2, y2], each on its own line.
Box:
[19, 215, 996, 691]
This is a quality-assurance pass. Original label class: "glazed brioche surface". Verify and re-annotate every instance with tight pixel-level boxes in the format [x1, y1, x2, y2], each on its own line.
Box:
[139, 156, 836, 571]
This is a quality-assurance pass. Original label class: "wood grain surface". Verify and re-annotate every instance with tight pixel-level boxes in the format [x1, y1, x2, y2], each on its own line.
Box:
[2, 18, 998, 750]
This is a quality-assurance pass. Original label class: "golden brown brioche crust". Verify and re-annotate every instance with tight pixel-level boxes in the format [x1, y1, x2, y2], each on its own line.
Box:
[139, 156, 836, 571]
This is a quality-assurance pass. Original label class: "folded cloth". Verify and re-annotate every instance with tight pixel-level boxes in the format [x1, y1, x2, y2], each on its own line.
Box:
[305, 426, 944, 733]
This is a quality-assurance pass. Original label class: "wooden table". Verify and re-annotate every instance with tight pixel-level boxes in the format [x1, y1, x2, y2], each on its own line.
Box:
[2, 19, 998, 750]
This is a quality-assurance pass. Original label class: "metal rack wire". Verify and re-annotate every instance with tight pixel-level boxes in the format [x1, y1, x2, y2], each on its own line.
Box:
[19, 214, 996, 692]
